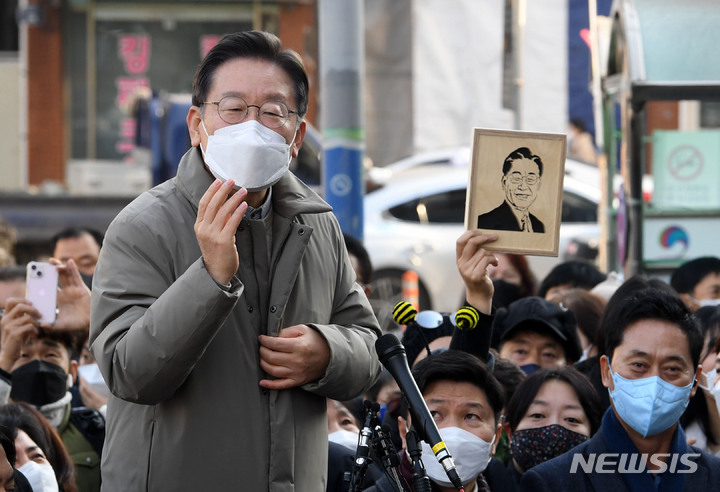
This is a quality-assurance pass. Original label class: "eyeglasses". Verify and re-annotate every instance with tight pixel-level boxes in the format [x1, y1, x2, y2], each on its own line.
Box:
[202, 96, 298, 129]
[508, 172, 539, 185]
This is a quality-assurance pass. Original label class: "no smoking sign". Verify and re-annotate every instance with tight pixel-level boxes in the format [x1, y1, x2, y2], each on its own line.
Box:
[667, 145, 703, 181]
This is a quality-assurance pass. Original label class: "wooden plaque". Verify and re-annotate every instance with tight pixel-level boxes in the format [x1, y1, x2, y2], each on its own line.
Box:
[465, 128, 567, 256]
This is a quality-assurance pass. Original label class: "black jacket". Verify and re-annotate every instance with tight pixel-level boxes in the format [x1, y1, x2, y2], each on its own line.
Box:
[477, 201, 544, 233]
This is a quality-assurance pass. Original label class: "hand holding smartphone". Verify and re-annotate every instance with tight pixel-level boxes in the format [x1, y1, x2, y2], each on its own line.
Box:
[26, 261, 59, 325]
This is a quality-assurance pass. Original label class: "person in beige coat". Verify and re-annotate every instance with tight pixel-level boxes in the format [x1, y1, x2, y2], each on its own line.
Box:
[89, 31, 382, 491]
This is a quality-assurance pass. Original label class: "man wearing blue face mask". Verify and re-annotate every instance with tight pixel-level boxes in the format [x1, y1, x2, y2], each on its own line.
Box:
[89, 30, 381, 492]
[520, 287, 720, 491]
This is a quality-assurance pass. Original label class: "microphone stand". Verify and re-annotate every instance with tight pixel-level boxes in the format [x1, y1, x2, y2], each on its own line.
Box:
[406, 430, 431, 492]
[371, 424, 406, 492]
[375, 334, 466, 492]
[349, 401, 380, 492]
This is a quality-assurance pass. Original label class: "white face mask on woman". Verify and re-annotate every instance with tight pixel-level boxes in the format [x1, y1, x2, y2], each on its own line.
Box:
[420, 426, 494, 488]
[18, 460, 59, 492]
[328, 429, 359, 451]
[77, 362, 111, 398]
[700, 368, 720, 412]
[693, 298, 720, 308]
[200, 119, 296, 192]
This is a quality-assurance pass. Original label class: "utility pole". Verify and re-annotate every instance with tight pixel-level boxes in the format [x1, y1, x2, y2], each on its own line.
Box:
[318, 0, 365, 239]
[512, 0, 525, 130]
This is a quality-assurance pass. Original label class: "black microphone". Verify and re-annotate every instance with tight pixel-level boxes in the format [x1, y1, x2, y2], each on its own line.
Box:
[375, 334, 464, 491]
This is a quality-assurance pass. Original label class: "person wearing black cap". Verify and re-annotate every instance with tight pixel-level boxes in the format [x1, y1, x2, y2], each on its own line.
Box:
[493, 297, 582, 374]
[445, 230, 581, 376]
[400, 313, 457, 368]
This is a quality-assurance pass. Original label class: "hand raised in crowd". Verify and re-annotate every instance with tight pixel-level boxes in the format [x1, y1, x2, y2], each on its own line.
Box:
[0, 258, 92, 372]
[456, 230, 499, 315]
[49, 257, 91, 333]
[258, 325, 332, 390]
[194, 179, 249, 286]
[78, 376, 108, 411]
[0, 298, 39, 372]
[396, 415, 410, 453]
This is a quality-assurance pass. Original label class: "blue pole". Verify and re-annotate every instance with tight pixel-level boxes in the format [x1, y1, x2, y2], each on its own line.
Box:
[318, 0, 365, 240]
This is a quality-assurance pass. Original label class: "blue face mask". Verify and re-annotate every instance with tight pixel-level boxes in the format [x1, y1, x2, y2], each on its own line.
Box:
[378, 404, 387, 422]
[608, 363, 695, 437]
[520, 363, 541, 375]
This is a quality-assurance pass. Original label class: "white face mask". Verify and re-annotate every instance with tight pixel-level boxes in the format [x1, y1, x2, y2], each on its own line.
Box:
[578, 343, 594, 363]
[200, 119, 295, 192]
[77, 363, 111, 398]
[420, 426, 494, 488]
[18, 460, 59, 492]
[699, 368, 720, 423]
[701, 368, 718, 390]
[694, 298, 720, 308]
[328, 429, 359, 451]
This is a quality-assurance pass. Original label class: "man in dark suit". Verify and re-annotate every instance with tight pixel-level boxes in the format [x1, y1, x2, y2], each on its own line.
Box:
[477, 147, 545, 233]
[519, 288, 720, 491]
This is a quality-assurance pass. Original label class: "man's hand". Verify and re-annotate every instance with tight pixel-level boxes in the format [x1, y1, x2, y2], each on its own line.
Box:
[194, 179, 248, 286]
[456, 230, 499, 314]
[258, 325, 331, 390]
[0, 298, 39, 372]
[79, 376, 109, 410]
[48, 258, 91, 333]
[397, 415, 409, 453]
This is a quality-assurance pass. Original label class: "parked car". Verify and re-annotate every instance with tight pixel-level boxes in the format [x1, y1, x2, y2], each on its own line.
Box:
[363, 157, 601, 331]
[366, 147, 471, 191]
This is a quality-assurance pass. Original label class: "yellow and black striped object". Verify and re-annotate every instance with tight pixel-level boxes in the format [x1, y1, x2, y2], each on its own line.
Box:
[392, 301, 418, 326]
[454, 306, 480, 330]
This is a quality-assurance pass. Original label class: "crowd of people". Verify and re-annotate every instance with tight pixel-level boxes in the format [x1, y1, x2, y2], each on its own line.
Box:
[0, 29, 719, 492]
[322, 232, 720, 491]
[0, 225, 105, 491]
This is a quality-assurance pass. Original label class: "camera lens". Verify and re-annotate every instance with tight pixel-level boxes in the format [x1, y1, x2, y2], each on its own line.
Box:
[37, 271, 43, 277]
[31, 264, 37, 270]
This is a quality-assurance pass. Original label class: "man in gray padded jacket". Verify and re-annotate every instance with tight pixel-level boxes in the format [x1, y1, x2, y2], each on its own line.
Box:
[90, 30, 382, 491]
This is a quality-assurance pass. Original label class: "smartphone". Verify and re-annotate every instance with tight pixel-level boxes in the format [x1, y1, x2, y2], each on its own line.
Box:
[26, 261, 58, 325]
